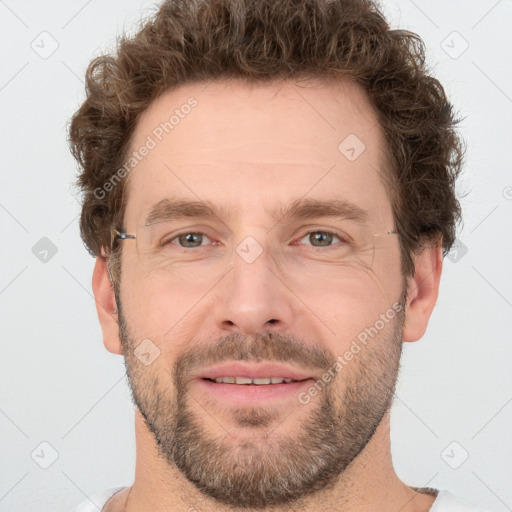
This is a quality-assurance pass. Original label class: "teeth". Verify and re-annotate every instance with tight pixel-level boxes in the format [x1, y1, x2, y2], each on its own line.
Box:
[253, 378, 271, 385]
[216, 376, 235, 383]
[213, 376, 297, 385]
[235, 377, 253, 384]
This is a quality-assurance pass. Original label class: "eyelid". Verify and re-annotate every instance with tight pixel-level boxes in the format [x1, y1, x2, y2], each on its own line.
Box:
[293, 229, 350, 248]
[167, 230, 214, 247]
[292, 223, 353, 241]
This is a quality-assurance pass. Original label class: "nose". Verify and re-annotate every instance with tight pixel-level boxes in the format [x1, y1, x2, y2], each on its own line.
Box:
[213, 238, 294, 335]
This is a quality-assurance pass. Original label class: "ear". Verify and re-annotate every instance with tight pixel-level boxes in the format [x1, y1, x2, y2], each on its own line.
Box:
[402, 244, 443, 342]
[92, 256, 123, 355]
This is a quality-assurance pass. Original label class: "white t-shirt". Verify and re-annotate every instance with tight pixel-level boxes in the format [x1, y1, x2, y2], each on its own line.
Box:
[72, 486, 492, 512]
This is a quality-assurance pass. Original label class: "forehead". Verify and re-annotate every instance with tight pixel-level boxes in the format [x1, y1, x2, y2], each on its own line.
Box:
[123, 78, 392, 228]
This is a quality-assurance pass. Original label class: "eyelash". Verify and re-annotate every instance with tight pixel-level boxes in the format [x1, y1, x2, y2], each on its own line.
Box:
[166, 229, 349, 250]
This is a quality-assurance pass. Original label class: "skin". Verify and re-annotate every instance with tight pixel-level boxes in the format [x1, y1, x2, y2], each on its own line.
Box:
[92, 78, 443, 512]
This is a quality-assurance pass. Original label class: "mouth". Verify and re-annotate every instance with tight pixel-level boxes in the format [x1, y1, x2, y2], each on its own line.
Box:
[203, 376, 303, 385]
[193, 362, 316, 405]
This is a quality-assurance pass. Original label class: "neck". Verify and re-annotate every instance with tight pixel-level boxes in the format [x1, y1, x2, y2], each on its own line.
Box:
[109, 409, 436, 512]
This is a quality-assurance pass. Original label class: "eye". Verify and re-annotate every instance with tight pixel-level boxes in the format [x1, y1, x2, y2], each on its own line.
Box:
[168, 232, 212, 248]
[297, 230, 346, 248]
[162, 229, 347, 250]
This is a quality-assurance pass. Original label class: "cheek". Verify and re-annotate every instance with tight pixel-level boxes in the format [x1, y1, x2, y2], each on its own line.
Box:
[120, 267, 212, 356]
[292, 275, 395, 346]
[279, 256, 402, 355]
[284, 251, 400, 307]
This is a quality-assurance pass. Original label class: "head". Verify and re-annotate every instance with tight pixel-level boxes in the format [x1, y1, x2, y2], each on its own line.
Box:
[70, 0, 464, 508]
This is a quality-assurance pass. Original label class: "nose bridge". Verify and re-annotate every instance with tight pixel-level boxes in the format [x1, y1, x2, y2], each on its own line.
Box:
[233, 234, 278, 288]
[213, 233, 293, 334]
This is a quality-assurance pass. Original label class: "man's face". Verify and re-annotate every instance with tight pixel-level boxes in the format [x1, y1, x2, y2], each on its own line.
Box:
[117, 78, 405, 508]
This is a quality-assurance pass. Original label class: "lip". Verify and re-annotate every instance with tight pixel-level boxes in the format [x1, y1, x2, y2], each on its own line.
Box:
[196, 377, 314, 405]
[191, 362, 316, 406]
[194, 362, 315, 381]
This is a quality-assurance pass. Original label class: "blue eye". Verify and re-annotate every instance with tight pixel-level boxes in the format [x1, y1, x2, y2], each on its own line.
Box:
[164, 230, 347, 250]
[298, 231, 344, 248]
[299, 229, 350, 250]
[169, 232, 212, 248]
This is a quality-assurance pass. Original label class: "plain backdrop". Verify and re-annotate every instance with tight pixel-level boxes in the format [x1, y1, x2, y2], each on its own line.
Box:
[0, 1, 511, 511]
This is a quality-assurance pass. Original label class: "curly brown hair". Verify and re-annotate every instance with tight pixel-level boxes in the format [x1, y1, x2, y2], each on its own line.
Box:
[69, 0, 465, 280]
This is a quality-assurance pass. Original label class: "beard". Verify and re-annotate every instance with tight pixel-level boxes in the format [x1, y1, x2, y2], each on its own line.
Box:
[117, 296, 405, 510]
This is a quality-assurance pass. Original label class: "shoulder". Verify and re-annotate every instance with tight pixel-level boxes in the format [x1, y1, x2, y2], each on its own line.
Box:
[430, 490, 494, 512]
[72, 486, 128, 512]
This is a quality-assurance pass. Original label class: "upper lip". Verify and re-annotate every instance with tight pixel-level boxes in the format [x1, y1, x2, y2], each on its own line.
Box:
[194, 362, 315, 381]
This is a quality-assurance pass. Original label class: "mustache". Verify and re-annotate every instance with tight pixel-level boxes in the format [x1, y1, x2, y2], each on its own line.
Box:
[172, 331, 336, 385]
[117, 304, 337, 385]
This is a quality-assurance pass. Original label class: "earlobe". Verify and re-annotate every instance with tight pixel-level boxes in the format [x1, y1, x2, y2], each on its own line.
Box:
[92, 256, 123, 355]
[402, 245, 443, 342]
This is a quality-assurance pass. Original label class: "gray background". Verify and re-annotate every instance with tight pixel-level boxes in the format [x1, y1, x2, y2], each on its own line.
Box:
[0, 0, 511, 511]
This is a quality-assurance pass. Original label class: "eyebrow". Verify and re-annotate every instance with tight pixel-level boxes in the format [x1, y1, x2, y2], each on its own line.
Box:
[143, 197, 369, 227]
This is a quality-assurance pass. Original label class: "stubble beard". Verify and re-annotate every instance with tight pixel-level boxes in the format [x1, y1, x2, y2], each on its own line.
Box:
[118, 301, 404, 510]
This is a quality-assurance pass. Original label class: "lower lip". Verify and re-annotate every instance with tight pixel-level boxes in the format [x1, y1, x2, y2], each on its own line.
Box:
[196, 378, 313, 405]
